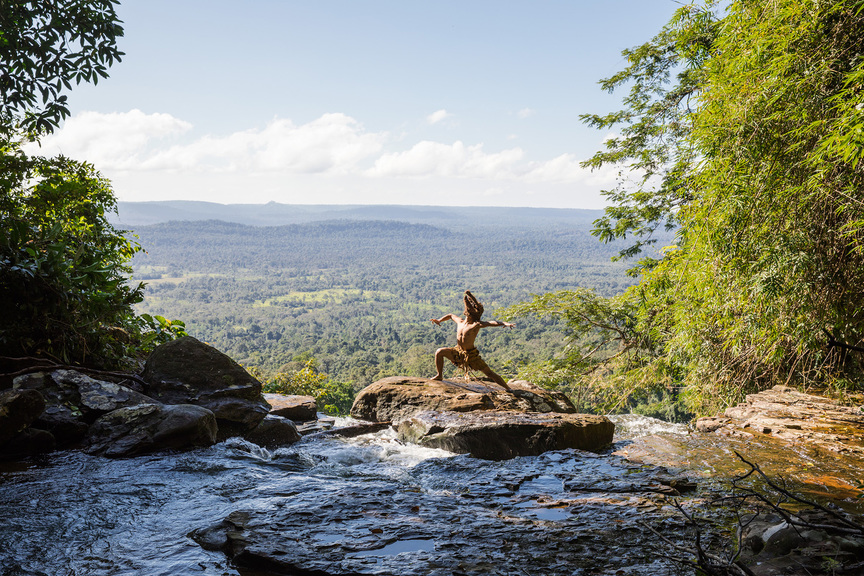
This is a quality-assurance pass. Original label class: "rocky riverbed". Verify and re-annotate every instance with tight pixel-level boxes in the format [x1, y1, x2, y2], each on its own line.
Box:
[2, 411, 863, 576]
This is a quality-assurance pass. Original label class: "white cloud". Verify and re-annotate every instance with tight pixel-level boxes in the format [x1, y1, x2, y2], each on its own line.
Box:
[368, 141, 524, 179]
[426, 109, 451, 125]
[33, 111, 385, 174]
[28, 110, 621, 208]
[29, 109, 191, 169]
[141, 113, 385, 173]
[517, 108, 536, 119]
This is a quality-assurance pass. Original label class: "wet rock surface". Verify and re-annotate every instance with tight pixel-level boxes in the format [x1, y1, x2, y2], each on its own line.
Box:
[695, 385, 864, 455]
[350, 376, 575, 422]
[191, 448, 692, 576]
[397, 409, 614, 459]
[86, 403, 218, 457]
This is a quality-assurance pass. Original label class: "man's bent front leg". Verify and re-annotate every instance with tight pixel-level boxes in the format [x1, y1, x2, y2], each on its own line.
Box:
[431, 348, 454, 380]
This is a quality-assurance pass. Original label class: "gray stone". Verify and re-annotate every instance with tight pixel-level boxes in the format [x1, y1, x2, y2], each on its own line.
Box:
[13, 370, 157, 447]
[0, 428, 55, 459]
[141, 337, 269, 439]
[397, 410, 615, 460]
[86, 403, 217, 457]
[243, 415, 301, 448]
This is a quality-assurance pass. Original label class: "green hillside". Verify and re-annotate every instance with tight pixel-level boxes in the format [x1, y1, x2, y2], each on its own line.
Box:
[129, 214, 635, 391]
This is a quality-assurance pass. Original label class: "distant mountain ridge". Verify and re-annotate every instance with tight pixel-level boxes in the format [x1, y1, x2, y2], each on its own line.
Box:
[114, 200, 605, 228]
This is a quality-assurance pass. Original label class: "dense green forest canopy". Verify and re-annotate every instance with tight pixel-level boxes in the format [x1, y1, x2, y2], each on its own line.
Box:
[129, 212, 635, 406]
[507, 0, 864, 416]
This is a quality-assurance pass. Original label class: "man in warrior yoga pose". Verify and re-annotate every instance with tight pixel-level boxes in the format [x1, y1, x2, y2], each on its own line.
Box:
[430, 290, 515, 390]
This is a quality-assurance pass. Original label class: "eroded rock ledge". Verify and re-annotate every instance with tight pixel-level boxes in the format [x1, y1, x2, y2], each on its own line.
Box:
[695, 385, 864, 455]
[350, 376, 577, 422]
[351, 376, 613, 459]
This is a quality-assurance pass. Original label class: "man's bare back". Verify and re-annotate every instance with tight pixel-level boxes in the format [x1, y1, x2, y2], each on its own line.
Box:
[430, 291, 514, 389]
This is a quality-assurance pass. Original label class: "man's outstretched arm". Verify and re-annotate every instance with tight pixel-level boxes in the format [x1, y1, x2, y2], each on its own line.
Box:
[478, 320, 515, 329]
[430, 314, 461, 325]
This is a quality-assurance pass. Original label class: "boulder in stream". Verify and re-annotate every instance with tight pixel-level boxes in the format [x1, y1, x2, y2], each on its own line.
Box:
[350, 376, 575, 422]
[397, 409, 614, 459]
[141, 337, 269, 440]
[243, 415, 301, 448]
[86, 402, 218, 457]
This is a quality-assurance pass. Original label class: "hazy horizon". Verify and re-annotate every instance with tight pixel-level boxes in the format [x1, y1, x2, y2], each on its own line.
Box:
[26, 1, 683, 209]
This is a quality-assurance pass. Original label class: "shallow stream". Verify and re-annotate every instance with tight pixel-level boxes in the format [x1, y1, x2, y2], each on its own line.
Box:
[1, 415, 861, 576]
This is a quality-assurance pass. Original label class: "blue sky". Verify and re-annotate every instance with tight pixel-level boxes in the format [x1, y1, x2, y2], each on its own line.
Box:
[32, 1, 682, 208]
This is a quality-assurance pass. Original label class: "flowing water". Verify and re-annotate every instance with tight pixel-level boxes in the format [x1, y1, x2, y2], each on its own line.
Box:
[0, 415, 860, 576]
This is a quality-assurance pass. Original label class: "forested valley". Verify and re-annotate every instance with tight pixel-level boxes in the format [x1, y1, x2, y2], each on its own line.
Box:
[127, 206, 636, 412]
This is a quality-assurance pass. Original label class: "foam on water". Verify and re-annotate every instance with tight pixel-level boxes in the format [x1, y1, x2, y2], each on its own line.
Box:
[608, 413, 689, 441]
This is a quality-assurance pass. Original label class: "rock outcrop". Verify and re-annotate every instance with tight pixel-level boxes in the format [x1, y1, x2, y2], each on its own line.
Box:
[350, 376, 576, 422]
[263, 393, 317, 421]
[397, 410, 614, 460]
[350, 376, 611, 459]
[141, 336, 270, 439]
[13, 370, 155, 447]
[695, 385, 864, 455]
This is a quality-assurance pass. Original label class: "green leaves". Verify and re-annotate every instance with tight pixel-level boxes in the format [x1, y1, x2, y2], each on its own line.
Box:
[261, 359, 356, 415]
[0, 1, 124, 136]
[522, 0, 864, 416]
[0, 138, 155, 367]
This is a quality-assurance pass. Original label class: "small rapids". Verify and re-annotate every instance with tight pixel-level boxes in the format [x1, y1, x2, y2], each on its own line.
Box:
[0, 414, 858, 575]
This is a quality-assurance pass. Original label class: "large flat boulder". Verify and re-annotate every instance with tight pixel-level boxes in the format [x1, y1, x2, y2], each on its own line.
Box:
[141, 337, 269, 439]
[397, 410, 614, 460]
[695, 385, 864, 455]
[350, 376, 576, 422]
[86, 403, 218, 457]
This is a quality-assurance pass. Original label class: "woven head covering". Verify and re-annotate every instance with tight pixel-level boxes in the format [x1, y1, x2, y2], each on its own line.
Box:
[463, 290, 484, 320]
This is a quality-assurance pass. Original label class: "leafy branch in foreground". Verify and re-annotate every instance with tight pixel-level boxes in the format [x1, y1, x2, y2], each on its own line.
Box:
[500, 288, 678, 413]
[0, 0, 124, 135]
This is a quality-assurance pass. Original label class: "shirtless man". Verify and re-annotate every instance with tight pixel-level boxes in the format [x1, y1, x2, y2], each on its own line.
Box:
[430, 290, 515, 389]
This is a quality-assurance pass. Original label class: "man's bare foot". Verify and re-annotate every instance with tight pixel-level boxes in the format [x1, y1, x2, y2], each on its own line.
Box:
[431, 375, 443, 381]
